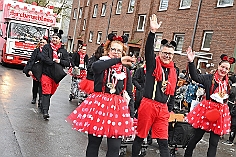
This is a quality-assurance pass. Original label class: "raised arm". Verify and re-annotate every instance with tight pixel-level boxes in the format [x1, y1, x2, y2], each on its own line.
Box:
[92, 56, 135, 74]
[186, 46, 209, 85]
[92, 58, 121, 74]
[145, 14, 162, 70]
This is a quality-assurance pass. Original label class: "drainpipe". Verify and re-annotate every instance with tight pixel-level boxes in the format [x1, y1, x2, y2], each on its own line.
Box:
[70, 0, 80, 53]
[105, 0, 115, 40]
[190, 0, 203, 48]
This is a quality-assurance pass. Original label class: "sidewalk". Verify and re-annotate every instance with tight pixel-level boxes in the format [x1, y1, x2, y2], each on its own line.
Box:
[0, 96, 22, 156]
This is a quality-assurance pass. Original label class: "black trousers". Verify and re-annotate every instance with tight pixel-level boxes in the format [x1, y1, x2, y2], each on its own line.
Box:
[32, 79, 42, 99]
[229, 125, 236, 142]
[42, 94, 51, 111]
[184, 128, 220, 157]
[132, 135, 170, 157]
[86, 134, 122, 157]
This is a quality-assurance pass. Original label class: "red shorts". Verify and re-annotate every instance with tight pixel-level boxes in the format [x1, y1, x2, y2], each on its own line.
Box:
[137, 97, 170, 139]
[41, 74, 59, 95]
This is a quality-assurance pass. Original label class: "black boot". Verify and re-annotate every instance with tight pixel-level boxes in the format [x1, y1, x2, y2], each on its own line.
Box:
[42, 94, 51, 120]
[31, 98, 36, 104]
[43, 110, 49, 120]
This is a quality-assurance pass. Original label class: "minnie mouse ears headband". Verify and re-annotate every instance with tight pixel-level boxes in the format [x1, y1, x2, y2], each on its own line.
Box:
[107, 33, 128, 43]
[220, 54, 236, 64]
[53, 29, 64, 39]
[161, 39, 177, 48]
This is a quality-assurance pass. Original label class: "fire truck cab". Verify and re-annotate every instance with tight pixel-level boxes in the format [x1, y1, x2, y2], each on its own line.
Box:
[0, 0, 56, 65]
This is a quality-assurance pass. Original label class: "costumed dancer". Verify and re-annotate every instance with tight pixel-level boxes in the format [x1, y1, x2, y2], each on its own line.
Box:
[71, 44, 88, 79]
[79, 44, 104, 95]
[40, 30, 70, 120]
[23, 37, 48, 108]
[132, 14, 177, 157]
[66, 33, 135, 157]
[184, 49, 233, 157]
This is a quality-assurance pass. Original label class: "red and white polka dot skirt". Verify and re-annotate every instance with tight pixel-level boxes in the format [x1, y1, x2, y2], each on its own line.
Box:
[66, 92, 135, 138]
[186, 99, 231, 136]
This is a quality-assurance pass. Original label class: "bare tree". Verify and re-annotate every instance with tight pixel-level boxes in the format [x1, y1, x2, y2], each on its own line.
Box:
[51, 0, 72, 17]
[24, 0, 49, 7]
[24, 0, 72, 16]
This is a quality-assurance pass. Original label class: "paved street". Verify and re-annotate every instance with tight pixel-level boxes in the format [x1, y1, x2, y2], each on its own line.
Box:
[0, 64, 235, 157]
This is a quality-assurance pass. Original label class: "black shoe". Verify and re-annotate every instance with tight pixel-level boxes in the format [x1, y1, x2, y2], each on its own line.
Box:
[31, 98, 36, 104]
[43, 110, 50, 120]
[222, 140, 234, 146]
[38, 100, 42, 108]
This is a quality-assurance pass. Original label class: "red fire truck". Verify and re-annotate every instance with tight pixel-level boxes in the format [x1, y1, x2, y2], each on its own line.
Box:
[0, 0, 56, 65]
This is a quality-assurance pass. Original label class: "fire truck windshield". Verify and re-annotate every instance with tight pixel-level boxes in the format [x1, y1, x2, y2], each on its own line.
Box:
[8, 22, 47, 43]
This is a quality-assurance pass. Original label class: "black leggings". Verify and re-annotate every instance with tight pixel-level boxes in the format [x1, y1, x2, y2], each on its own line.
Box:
[184, 128, 220, 157]
[132, 135, 170, 157]
[86, 134, 122, 157]
[32, 79, 42, 99]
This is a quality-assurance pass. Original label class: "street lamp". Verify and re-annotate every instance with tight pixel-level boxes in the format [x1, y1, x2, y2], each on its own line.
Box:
[70, 0, 80, 53]
[105, 0, 115, 41]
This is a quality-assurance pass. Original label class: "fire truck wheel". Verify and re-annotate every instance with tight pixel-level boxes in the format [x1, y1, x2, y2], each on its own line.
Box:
[1, 61, 6, 66]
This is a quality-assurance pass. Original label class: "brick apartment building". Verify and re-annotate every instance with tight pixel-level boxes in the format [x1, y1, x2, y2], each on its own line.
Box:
[67, 0, 236, 73]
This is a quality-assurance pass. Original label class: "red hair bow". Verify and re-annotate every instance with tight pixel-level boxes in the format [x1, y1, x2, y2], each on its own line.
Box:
[221, 54, 235, 64]
[112, 36, 123, 42]
[43, 36, 48, 40]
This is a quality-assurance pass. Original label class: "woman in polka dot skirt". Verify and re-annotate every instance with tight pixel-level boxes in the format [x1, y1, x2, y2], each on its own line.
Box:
[184, 48, 234, 157]
[66, 33, 135, 157]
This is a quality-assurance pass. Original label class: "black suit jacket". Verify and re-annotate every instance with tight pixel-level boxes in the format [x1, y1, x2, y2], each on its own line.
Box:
[40, 43, 70, 81]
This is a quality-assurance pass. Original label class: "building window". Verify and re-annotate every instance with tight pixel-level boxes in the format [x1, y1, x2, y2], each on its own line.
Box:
[101, 3, 107, 16]
[86, 0, 90, 6]
[159, 0, 169, 11]
[97, 32, 102, 44]
[93, 4, 98, 17]
[154, 33, 163, 51]
[112, 31, 117, 35]
[73, 8, 78, 19]
[83, 19, 86, 30]
[79, 7, 83, 18]
[123, 31, 130, 40]
[89, 31, 93, 42]
[174, 34, 185, 51]
[217, 0, 234, 7]
[201, 31, 213, 51]
[137, 15, 146, 31]
[179, 0, 192, 9]
[128, 0, 135, 13]
[116, 0, 122, 14]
